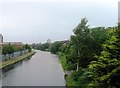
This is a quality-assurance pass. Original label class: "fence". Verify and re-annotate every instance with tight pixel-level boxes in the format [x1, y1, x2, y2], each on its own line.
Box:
[0, 50, 28, 61]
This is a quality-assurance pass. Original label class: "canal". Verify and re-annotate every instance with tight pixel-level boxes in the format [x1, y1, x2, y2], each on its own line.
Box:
[1, 50, 66, 86]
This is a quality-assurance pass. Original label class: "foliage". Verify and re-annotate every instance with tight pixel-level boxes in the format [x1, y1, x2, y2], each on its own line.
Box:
[2, 43, 31, 55]
[34, 43, 50, 51]
[89, 27, 120, 87]
[70, 18, 98, 68]
[50, 41, 62, 54]
[2, 44, 15, 55]
[61, 18, 119, 87]
[23, 44, 31, 52]
[90, 27, 109, 55]
[58, 53, 68, 70]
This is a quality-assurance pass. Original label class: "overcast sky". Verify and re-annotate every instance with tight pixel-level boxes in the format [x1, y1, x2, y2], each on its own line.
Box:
[0, 0, 119, 44]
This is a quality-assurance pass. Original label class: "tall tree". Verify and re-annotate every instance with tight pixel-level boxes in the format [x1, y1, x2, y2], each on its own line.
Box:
[71, 18, 95, 70]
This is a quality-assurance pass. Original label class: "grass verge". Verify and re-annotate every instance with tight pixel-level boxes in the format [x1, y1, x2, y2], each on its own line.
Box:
[0, 51, 36, 68]
[58, 52, 68, 71]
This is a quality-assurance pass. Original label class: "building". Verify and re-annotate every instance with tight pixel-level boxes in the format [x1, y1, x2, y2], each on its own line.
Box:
[0, 34, 3, 43]
[47, 39, 51, 44]
[3, 42, 23, 48]
[0, 34, 3, 54]
[60, 40, 69, 45]
[1, 34, 23, 48]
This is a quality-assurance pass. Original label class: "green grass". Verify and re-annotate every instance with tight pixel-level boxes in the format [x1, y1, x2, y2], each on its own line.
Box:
[58, 53, 68, 71]
[66, 74, 79, 87]
[58, 52, 79, 87]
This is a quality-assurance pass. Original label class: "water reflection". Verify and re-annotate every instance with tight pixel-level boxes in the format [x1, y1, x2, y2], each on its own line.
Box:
[2, 57, 31, 73]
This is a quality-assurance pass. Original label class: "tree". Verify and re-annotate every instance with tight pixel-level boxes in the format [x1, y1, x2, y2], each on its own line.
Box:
[89, 26, 120, 87]
[90, 27, 109, 55]
[2, 44, 15, 55]
[24, 44, 31, 52]
[2, 45, 9, 55]
[71, 18, 95, 69]
[50, 41, 62, 54]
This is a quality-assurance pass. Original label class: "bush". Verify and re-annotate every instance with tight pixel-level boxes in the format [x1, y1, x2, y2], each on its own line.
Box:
[50, 42, 62, 54]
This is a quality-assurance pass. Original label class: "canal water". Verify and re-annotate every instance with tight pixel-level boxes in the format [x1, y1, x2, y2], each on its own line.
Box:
[1, 50, 66, 86]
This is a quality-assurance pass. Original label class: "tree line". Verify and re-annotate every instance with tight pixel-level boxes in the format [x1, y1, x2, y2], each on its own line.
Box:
[2, 44, 31, 55]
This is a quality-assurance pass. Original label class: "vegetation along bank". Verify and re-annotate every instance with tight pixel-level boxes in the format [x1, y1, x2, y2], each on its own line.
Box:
[33, 18, 120, 87]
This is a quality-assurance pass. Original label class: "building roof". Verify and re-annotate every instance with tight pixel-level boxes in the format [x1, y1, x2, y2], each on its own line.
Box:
[3, 42, 22, 45]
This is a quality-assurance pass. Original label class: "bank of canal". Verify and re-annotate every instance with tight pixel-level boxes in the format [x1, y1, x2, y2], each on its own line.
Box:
[0, 51, 36, 69]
